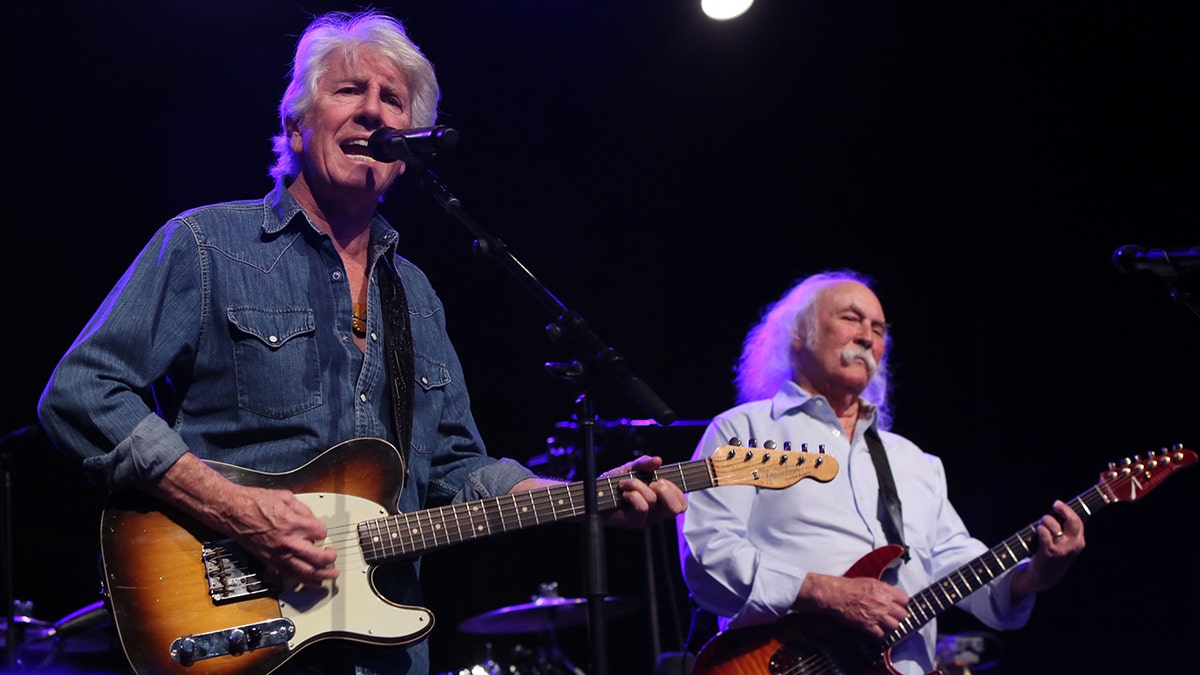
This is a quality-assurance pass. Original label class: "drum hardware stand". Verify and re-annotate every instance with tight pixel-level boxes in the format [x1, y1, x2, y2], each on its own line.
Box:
[415, 161, 675, 675]
[2, 424, 43, 673]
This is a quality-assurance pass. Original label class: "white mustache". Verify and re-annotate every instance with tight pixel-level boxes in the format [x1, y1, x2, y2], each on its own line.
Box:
[841, 344, 878, 376]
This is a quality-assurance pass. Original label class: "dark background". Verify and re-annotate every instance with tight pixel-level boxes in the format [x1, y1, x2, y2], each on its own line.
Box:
[4, 1, 1198, 673]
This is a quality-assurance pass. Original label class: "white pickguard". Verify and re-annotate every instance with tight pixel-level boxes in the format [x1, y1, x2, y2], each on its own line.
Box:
[278, 493, 434, 648]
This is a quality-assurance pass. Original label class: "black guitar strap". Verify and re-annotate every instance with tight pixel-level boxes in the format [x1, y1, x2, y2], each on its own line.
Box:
[377, 258, 415, 492]
[865, 426, 910, 563]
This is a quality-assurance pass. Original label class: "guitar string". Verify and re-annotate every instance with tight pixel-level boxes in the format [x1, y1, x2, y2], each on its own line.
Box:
[218, 452, 831, 597]
[236, 463, 721, 583]
[741, 466, 1150, 675]
[335, 455, 824, 561]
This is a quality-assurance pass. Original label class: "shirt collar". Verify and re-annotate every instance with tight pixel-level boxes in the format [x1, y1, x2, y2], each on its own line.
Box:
[769, 380, 880, 431]
[264, 184, 400, 258]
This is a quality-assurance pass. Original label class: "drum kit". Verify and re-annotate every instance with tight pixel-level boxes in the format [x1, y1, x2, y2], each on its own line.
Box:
[438, 582, 638, 675]
[935, 630, 1004, 674]
[1, 598, 120, 673]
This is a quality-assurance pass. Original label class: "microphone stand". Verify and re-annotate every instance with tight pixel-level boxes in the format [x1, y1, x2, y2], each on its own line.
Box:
[415, 166, 675, 675]
[2, 425, 40, 673]
[1164, 278, 1200, 320]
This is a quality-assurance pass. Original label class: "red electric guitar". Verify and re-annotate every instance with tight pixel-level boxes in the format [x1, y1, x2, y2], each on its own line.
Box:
[692, 444, 1196, 675]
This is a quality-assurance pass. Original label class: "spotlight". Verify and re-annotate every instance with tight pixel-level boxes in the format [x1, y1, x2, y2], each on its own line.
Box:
[701, 0, 754, 21]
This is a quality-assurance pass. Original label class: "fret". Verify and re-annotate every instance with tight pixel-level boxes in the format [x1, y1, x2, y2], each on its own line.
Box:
[353, 450, 822, 566]
[997, 541, 1018, 565]
[503, 494, 518, 532]
[564, 483, 579, 518]
[436, 506, 450, 547]
[423, 507, 442, 548]
[541, 486, 558, 522]
[472, 499, 493, 539]
[524, 491, 540, 526]
[944, 575, 964, 601]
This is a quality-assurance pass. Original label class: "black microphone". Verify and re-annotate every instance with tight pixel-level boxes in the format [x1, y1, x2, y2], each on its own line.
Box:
[1112, 244, 1200, 277]
[367, 126, 459, 163]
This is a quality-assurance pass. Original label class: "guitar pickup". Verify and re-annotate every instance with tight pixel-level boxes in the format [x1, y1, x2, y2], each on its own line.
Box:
[169, 619, 294, 665]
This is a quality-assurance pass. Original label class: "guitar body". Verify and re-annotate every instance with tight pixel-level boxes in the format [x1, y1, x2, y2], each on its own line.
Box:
[97, 436, 841, 675]
[100, 438, 433, 675]
[692, 445, 1197, 675]
[692, 545, 937, 675]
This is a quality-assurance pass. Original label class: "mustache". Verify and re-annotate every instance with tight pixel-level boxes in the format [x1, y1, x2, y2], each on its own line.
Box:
[841, 344, 878, 376]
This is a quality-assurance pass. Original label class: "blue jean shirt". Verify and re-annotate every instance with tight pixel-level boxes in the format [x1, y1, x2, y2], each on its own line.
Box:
[38, 185, 532, 674]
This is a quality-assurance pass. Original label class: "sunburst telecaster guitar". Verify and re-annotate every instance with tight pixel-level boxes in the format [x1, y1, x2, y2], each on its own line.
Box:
[692, 444, 1196, 675]
[101, 437, 837, 675]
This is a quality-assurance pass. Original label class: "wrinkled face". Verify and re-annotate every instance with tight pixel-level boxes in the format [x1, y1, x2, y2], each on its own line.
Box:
[289, 48, 412, 202]
[794, 281, 887, 397]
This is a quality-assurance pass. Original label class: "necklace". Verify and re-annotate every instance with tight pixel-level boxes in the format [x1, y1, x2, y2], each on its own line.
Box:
[351, 302, 367, 337]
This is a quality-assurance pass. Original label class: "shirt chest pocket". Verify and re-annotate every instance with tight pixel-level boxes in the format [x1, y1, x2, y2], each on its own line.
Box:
[228, 307, 323, 419]
[407, 353, 451, 456]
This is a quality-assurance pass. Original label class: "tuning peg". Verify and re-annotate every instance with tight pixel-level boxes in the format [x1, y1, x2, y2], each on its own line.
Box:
[783, 441, 792, 451]
[727, 437, 742, 446]
[747, 438, 758, 448]
[763, 440, 776, 450]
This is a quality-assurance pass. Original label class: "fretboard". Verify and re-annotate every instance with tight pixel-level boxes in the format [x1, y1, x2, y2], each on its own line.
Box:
[882, 482, 1112, 648]
[357, 458, 716, 564]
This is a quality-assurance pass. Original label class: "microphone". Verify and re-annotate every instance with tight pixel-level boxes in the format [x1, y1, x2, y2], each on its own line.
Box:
[367, 125, 460, 163]
[1112, 245, 1200, 277]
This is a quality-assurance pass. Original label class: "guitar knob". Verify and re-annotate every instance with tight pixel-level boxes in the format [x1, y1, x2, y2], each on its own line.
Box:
[246, 625, 263, 648]
[175, 637, 197, 664]
[228, 628, 247, 653]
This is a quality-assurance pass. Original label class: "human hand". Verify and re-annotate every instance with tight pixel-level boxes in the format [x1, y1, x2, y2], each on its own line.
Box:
[1023, 499, 1086, 592]
[223, 485, 340, 588]
[797, 573, 910, 639]
[599, 455, 687, 528]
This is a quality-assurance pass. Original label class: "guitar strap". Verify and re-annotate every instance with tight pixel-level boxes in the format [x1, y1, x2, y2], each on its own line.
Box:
[378, 258, 415, 491]
[865, 426, 910, 563]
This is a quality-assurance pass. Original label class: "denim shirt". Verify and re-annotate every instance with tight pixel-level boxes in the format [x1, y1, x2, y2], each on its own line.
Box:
[39, 186, 534, 673]
[40, 185, 532, 506]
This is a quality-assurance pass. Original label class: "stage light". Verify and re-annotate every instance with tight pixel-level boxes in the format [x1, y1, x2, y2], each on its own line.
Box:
[701, 0, 754, 21]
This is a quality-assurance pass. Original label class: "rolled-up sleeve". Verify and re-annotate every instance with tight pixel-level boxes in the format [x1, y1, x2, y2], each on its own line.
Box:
[38, 221, 202, 490]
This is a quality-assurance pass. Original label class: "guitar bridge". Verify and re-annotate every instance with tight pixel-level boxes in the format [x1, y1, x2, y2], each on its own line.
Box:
[202, 539, 276, 603]
[169, 619, 295, 665]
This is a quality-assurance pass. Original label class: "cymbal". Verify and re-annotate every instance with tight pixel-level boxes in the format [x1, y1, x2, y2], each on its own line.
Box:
[23, 601, 115, 654]
[458, 596, 638, 635]
[0, 615, 51, 648]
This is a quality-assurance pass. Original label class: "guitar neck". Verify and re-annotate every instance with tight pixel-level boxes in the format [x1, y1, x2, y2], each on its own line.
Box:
[358, 458, 714, 564]
[883, 482, 1111, 648]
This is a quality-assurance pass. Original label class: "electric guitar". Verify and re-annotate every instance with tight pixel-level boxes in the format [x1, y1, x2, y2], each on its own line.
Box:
[691, 444, 1196, 675]
[100, 437, 838, 675]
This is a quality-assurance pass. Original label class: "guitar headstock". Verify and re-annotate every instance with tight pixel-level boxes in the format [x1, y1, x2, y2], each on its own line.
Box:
[1099, 444, 1196, 503]
[708, 441, 839, 489]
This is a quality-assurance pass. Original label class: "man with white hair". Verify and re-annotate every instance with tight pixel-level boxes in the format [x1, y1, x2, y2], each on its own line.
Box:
[678, 269, 1084, 675]
[38, 10, 684, 675]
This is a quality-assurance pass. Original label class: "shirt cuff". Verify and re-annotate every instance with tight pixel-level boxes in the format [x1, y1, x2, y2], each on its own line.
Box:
[82, 413, 189, 490]
[459, 457, 536, 501]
